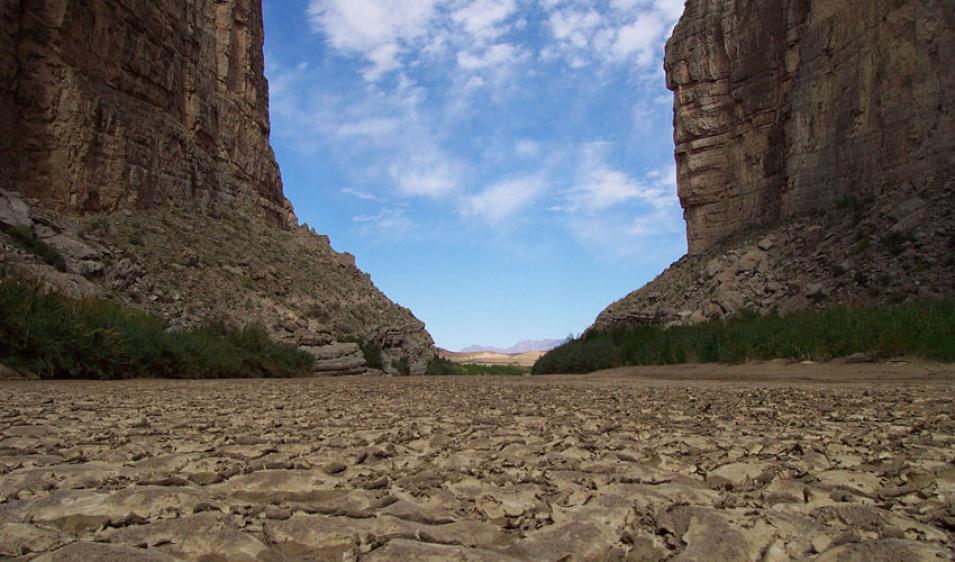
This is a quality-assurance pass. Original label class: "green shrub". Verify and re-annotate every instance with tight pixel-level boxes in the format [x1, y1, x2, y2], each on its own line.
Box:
[426, 358, 528, 376]
[2, 225, 67, 271]
[85, 217, 111, 235]
[0, 276, 313, 379]
[360, 341, 383, 369]
[340, 337, 384, 369]
[426, 357, 466, 376]
[395, 356, 411, 376]
[533, 299, 955, 374]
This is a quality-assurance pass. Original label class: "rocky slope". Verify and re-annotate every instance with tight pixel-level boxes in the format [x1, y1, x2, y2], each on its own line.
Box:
[593, 0, 955, 331]
[0, 1, 434, 373]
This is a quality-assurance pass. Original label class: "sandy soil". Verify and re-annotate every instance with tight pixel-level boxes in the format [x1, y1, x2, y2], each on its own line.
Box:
[1, 362, 954, 561]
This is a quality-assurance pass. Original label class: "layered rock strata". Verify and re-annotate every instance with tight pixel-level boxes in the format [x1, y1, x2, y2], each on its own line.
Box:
[667, 0, 955, 254]
[593, 0, 955, 332]
[2, 0, 291, 224]
[0, 1, 435, 373]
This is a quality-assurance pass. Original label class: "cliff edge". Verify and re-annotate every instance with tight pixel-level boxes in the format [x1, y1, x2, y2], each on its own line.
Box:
[593, 0, 954, 331]
[668, 0, 954, 254]
[0, 0, 434, 374]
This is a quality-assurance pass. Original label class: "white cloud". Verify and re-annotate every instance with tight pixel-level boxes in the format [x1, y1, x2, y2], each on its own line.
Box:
[611, 12, 665, 66]
[308, 0, 524, 82]
[336, 117, 402, 138]
[389, 148, 464, 198]
[451, 0, 518, 43]
[515, 139, 540, 157]
[556, 142, 671, 212]
[541, 0, 683, 73]
[457, 43, 524, 70]
[546, 141, 681, 256]
[548, 8, 602, 47]
[463, 175, 546, 223]
[353, 207, 417, 239]
[653, 0, 686, 21]
[308, 0, 441, 80]
[342, 187, 382, 201]
[307, 0, 439, 52]
[281, 2, 687, 258]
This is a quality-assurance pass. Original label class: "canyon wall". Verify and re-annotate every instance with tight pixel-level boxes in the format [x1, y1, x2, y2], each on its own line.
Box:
[667, 0, 955, 254]
[2, 0, 291, 224]
[592, 0, 955, 331]
[0, 0, 436, 373]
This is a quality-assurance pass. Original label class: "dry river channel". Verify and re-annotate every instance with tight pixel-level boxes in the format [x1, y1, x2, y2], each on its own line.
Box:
[1, 362, 954, 561]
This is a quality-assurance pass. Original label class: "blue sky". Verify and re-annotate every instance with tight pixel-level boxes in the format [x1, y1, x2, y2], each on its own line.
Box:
[262, 0, 687, 351]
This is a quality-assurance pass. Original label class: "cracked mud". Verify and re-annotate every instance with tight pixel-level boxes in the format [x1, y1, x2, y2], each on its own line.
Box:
[1, 365, 954, 561]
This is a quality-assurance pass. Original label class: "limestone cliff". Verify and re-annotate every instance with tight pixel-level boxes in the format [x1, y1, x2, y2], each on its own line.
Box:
[666, 0, 955, 254]
[2, 0, 290, 223]
[593, 0, 955, 331]
[0, 0, 435, 373]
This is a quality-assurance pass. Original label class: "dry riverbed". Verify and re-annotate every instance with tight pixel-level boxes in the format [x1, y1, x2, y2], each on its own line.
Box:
[1, 363, 954, 561]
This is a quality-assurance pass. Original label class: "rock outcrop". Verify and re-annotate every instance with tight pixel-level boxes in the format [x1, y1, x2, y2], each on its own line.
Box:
[593, 0, 955, 331]
[666, 0, 955, 254]
[2, 0, 291, 224]
[0, 1, 435, 373]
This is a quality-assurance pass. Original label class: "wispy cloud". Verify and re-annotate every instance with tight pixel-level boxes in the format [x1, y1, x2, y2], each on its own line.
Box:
[390, 150, 465, 198]
[271, 1, 686, 257]
[342, 187, 382, 202]
[353, 207, 417, 239]
[541, 141, 683, 257]
[563, 145, 673, 213]
[462, 174, 547, 223]
[307, 0, 526, 82]
[541, 0, 681, 72]
[514, 139, 540, 157]
[307, 0, 441, 80]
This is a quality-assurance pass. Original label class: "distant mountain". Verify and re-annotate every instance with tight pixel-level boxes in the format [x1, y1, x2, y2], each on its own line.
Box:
[460, 339, 565, 354]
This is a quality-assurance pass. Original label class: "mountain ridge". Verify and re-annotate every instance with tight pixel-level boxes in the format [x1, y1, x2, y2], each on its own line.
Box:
[460, 339, 565, 354]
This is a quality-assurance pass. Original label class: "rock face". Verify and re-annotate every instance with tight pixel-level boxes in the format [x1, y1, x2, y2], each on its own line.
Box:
[2, 0, 291, 224]
[592, 1, 955, 332]
[666, 0, 955, 254]
[0, 1, 435, 373]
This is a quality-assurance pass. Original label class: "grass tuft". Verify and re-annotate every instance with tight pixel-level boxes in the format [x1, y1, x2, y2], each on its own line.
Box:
[0, 276, 314, 379]
[533, 299, 955, 374]
[2, 225, 67, 271]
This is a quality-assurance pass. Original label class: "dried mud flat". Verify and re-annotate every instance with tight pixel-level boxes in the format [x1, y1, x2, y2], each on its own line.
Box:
[1, 364, 954, 561]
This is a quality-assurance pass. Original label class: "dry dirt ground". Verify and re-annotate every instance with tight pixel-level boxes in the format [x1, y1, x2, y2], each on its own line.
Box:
[1, 363, 954, 561]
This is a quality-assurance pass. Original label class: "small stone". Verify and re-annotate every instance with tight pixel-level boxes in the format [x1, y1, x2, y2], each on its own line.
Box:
[833, 352, 875, 364]
[805, 283, 828, 300]
[811, 535, 833, 554]
[264, 506, 292, 520]
[323, 462, 347, 475]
